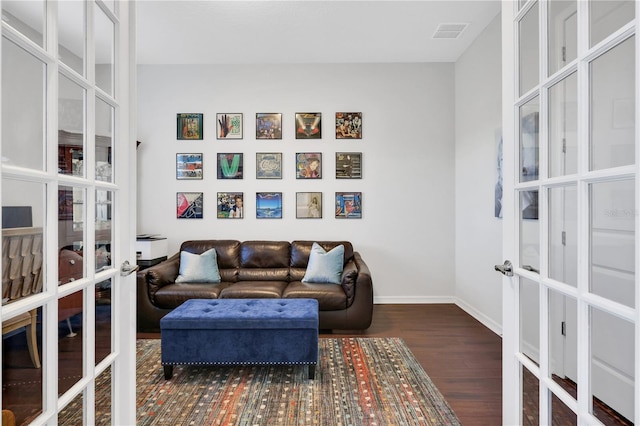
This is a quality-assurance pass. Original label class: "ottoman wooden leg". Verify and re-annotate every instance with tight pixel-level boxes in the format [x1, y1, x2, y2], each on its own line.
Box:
[164, 365, 173, 380]
[308, 364, 315, 380]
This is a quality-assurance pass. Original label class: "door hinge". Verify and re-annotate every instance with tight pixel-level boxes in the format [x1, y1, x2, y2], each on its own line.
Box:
[562, 231, 566, 246]
[562, 46, 566, 62]
[561, 321, 566, 336]
[562, 138, 566, 154]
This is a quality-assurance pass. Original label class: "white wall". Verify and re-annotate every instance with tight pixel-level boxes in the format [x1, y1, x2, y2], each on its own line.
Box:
[454, 15, 503, 334]
[137, 63, 456, 303]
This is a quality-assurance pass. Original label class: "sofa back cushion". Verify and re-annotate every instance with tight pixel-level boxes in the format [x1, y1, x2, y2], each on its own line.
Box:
[180, 240, 240, 282]
[290, 241, 354, 281]
[238, 241, 290, 281]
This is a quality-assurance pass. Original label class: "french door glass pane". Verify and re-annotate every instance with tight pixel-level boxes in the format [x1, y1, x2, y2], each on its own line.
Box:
[590, 1, 635, 47]
[590, 306, 635, 422]
[549, 292, 578, 396]
[1, 38, 46, 171]
[95, 99, 114, 182]
[549, 186, 577, 286]
[96, 367, 113, 422]
[1, 1, 45, 48]
[550, 392, 577, 425]
[59, 393, 83, 424]
[520, 277, 540, 362]
[1, 179, 45, 424]
[58, 0, 85, 76]
[58, 185, 85, 258]
[520, 191, 540, 271]
[95, 279, 112, 365]
[519, 2, 539, 96]
[95, 7, 115, 95]
[96, 190, 113, 271]
[548, 1, 577, 75]
[58, 289, 84, 396]
[590, 180, 635, 308]
[590, 36, 635, 171]
[520, 97, 539, 183]
[58, 74, 86, 177]
[522, 365, 540, 425]
[549, 73, 577, 177]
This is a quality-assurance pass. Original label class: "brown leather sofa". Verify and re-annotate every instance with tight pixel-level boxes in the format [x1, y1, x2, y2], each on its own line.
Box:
[136, 240, 373, 332]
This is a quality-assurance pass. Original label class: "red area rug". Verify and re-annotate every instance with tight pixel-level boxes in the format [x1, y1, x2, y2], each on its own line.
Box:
[60, 337, 460, 425]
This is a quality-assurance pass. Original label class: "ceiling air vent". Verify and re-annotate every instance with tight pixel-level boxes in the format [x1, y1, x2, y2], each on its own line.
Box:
[433, 23, 468, 39]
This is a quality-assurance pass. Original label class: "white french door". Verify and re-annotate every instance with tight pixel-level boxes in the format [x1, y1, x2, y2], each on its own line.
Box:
[0, 1, 136, 424]
[501, 0, 638, 424]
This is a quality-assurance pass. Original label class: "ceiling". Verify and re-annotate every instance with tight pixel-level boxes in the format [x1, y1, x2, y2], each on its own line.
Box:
[136, 0, 501, 65]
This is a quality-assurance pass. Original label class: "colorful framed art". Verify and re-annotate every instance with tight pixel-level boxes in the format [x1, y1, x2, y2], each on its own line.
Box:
[256, 152, 282, 179]
[216, 113, 243, 139]
[295, 113, 321, 139]
[335, 192, 362, 219]
[177, 192, 203, 219]
[256, 113, 282, 139]
[217, 192, 244, 219]
[335, 152, 362, 179]
[217, 153, 243, 179]
[177, 113, 203, 140]
[296, 152, 322, 179]
[256, 192, 282, 218]
[176, 153, 203, 180]
[335, 112, 362, 139]
[296, 192, 322, 219]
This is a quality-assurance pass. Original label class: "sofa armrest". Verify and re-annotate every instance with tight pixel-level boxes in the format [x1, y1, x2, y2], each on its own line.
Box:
[143, 252, 180, 302]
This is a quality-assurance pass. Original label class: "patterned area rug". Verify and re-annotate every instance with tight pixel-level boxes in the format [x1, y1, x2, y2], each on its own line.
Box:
[63, 337, 460, 425]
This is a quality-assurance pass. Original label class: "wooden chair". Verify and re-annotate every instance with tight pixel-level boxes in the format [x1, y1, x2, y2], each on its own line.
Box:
[1, 227, 43, 369]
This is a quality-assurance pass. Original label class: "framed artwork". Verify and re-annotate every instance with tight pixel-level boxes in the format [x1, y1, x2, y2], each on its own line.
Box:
[256, 113, 282, 139]
[335, 112, 362, 139]
[216, 113, 243, 139]
[296, 152, 322, 179]
[256, 192, 282, 219]
[295, 113, 322, 139]
[335, 192, 362, 219]
[217, 153, 243, 179]
[335, 152, 362, 179]
[58, 189, 73, 221]
[177, 113, 203, 140]
[256, 152, 282, 179]
[217, 192, 244, 219]
[176, 153, 203, 180]
[296, 192, 322, 219]
[177, 192, 203, 219]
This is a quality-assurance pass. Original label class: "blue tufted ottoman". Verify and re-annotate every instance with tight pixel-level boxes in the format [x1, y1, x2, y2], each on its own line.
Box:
[160, 298, 319, 379]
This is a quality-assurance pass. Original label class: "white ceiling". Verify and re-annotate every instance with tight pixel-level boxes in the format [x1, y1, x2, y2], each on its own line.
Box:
[136, 0, 501, 65]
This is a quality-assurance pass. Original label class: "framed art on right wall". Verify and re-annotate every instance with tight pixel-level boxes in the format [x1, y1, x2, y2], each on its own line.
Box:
[335, 152, 362, 179]
[335, 112, 362, 139]
[335, 192, 362, 219]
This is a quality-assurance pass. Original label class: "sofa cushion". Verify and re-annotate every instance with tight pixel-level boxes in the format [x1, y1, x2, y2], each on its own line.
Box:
[240, 241, 290, 268]
[283, 281, 347, 310]
[220, 281, 289, 299]
[176, 249, 221, 283]
[302, 242, 344, 284]
[180, 240, 241, 282]
[290, 240, 354, 269]
[154, 282, 230, 309]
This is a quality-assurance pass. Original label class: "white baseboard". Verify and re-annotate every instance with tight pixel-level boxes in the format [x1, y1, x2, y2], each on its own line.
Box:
[454, 297, 502, 337]
[373, 296, 503, 337]
[374, 296, 457, 304]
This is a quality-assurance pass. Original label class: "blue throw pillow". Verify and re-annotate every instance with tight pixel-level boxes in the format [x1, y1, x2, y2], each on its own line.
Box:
[175, 248, 221, 283]
[302, 242, 344, 284]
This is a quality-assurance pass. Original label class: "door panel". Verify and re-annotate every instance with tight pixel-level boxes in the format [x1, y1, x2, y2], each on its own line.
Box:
[1, 1, 136, 424]
[502, 1, 637, 424]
